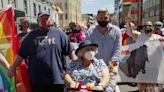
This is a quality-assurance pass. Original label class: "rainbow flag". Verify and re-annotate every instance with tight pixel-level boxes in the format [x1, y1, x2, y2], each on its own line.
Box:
[120, 49, 130, 62]
[108, 61, 118, 69]
[0, 5, 19, 64]
[0, 5, 19, 92]
[52, 3, 64, 16]
[78, 79, 95, 90]
[121, 0, 132, 6]
[0, 5, 31, 92]
[0, 65, 15, 92]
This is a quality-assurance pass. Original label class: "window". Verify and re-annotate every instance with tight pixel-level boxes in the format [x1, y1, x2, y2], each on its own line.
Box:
[33, 3, 36, 16]
[14, 0, 16, 8]
[149, 7, 154, 17]
[38, 5, 41, 12]
[48, 8, 50, 14]
[65, 3, 67, 9]
[65, 13, 68, 19]
[44, 7, 46, 11]
[155, 5, 159, 16]
[24, 0, 28, 14]
[1, 0, 3, 8]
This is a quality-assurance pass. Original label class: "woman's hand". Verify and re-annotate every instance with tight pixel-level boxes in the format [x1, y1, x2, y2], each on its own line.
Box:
[70, 82, 79, 88]
[93, 85, 104, 91]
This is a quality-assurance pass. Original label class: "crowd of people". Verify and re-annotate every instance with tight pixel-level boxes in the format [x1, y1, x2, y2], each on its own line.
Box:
[0, 7, 163, 92]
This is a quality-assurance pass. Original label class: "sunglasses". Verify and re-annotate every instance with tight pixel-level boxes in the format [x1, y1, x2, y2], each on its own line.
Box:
[144, 25, 152, 27]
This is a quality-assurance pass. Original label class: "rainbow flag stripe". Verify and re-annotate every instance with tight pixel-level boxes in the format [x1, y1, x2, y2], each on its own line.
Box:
[0, 65, 15, 92]
[121, 2, 132, 5]
[120, 49, 130, 62]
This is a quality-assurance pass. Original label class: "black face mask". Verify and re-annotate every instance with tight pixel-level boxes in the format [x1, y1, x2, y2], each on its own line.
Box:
[19, 25, 23, 31]
[73, 29, 80, 33]
[97, 21, 109, 27]
[144, 27, 154, 33]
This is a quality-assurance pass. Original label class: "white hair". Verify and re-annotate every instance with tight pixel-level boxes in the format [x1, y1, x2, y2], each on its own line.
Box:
[76, 47, 98, 58]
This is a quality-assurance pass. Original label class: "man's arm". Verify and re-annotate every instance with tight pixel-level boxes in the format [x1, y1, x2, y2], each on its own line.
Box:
[159, 36, 164, 41]
[97, 67, 110, 88]
[64, 73, 79, 88]
[125, 17, 140, 40]
[8, 55, 23, 77]
[110, 28, 122, 63]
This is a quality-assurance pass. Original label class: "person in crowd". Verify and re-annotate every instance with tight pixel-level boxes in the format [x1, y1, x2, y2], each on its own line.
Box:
[154, 21, 164, 36]
[68, 22, 86, 43]
[8, 11, 77, 92]
[86, 16, 94, 30]
[122, 22, 136, 45]
[86, 8, 122, 92]
[126, 15, 164, 92]
[65, 40, 113, 92]
[18, 17, 31, 42]
[83, 16, 95, 36]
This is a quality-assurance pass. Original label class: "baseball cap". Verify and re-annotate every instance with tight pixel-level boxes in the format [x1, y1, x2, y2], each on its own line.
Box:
[38, 11, 50, 17]
[154, 21, 163, 27]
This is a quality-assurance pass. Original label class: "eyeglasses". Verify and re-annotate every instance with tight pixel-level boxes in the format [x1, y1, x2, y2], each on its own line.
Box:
[144, 25, 152, 27]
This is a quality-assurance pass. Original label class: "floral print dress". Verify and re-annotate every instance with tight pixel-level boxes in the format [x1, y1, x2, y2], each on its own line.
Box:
[67, 58, 113, 92]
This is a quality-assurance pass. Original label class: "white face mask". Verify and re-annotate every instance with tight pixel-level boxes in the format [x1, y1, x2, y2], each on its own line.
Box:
[84, 51, 96, 60]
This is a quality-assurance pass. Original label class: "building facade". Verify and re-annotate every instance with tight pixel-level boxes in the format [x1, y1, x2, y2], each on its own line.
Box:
[130, 0, 143, 26]
[116, 0, 143, 26]
[53, 0, 82, 27]
[0, 0, 59, 29]
[143, 0, 164, 23]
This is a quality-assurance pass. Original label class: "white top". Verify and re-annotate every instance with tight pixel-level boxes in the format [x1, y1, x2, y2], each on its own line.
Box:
[136, 33, 161, 42]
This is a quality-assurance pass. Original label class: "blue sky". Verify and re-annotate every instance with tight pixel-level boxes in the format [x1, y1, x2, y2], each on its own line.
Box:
[81, 0, 114, 15]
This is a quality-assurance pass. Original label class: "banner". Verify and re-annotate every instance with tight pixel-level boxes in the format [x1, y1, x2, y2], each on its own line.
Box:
[118, 40, 164, 83]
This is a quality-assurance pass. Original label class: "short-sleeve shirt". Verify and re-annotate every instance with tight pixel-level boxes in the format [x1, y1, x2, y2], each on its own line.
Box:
[67, 58, 112, 92]
[18, 27, 74, 85]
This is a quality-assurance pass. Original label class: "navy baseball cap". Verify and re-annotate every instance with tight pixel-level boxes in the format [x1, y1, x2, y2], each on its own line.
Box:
[38, 11, 50, 17]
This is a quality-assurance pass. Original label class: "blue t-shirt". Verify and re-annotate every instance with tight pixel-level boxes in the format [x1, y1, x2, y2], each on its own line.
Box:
[18, 27, 74, 85]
